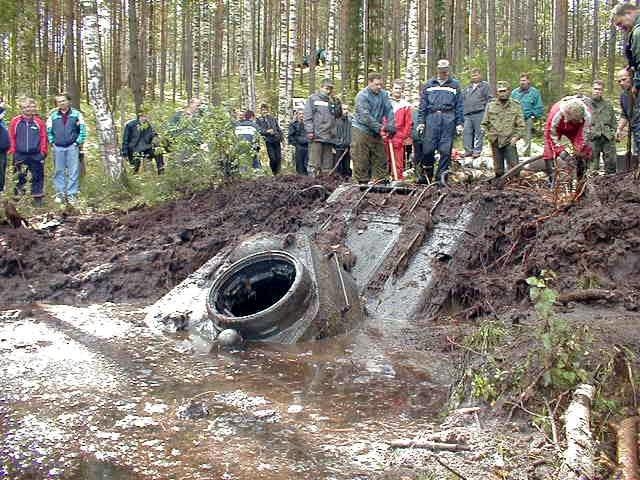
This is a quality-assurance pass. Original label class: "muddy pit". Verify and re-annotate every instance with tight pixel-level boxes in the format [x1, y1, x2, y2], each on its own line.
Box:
[2, 173, 640, 479]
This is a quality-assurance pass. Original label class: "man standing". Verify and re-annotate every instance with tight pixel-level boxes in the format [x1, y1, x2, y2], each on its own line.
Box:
[235, 110, 262, 171]
[122, 107, 164, 174]
[46, 92, 86, 203]
[416, 59, 464, 185]
[9, 98, 48, 206]
[613, 3, 640, 90]
[256, 103, 284, 175]
[586, 80, 616, 174]
[481, 81, 525, 178]
[385, 80, 413, 180]
[334, 105, 352, 176]
[463, 68, 493, 158]
[304, 78, 341, 175]
[351, 72, 396, 183]
[616, 67, 640, 155]
[0, 99, 9, 194]
[287, 109, 309, 175]
[510, 73, 544, 156]
[543, 96, 592, 184]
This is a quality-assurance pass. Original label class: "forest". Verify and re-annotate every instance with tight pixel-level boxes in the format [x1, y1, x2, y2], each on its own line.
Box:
[0, 0, 624, 138]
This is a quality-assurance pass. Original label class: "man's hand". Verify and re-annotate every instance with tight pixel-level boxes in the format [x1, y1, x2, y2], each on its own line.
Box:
[558, 149, 570, 161]
[456, 125, 463, 135]
[417, 124, 425, 135]
[307, 133, 314, 140]
[379, 128, 388, 139]
[509, 137, 519, 146]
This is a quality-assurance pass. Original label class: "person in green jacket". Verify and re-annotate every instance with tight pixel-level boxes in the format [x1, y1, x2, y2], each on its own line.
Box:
[510, 73, 544, 156]
[482, 81, 526, 177]
[586, 80, 617, 174]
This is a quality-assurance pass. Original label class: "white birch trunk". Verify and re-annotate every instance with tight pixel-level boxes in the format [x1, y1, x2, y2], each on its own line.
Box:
[81, 0, 121, 179]
[243, 0, 256, 110]
[277, 0, 289, 126]
[277, 0, 296, 128]
[560, 384, 595, 480]
[327, 0, 337, 79]
[405, 0, 420, 104]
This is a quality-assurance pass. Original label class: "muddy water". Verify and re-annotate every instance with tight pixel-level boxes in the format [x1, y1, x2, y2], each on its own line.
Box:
[0, 304, 451, 480]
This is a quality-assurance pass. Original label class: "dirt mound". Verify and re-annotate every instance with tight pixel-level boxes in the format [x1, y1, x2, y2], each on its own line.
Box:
[0, 176, 334, 305]
[428, 172, 640, 320]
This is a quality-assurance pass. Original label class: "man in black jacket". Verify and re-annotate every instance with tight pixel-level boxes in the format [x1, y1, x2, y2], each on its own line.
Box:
[122, 108, 164, 174]
[334, 105, 352, 176]
[287, 109, 309, 175]
[256, 103, 283, 175]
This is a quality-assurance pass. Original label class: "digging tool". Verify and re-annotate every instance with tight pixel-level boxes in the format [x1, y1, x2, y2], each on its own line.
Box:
[389, 143, 399, 181]
[329, 147, 350, 175]
[491, 154, 544, 181]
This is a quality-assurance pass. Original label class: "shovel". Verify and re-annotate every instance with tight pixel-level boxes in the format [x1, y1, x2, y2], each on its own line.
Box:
[389, 142, 399, 181]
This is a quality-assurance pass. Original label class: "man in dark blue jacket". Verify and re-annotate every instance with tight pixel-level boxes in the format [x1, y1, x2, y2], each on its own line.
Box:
[122, 108, 164, 174]
[287, 109, 309, 175]
[0, 100, 9, 194]
[416, 59, 464, 185]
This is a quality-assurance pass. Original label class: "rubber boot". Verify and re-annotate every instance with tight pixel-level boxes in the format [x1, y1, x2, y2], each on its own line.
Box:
[438, 171, 448, 187]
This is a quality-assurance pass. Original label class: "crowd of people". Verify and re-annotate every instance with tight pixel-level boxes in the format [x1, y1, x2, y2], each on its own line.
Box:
[2, 3, 640, 206]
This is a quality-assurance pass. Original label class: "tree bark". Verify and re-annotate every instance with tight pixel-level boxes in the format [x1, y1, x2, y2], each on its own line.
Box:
[81, 0, 121, 179]
[405, 0, 420, 103]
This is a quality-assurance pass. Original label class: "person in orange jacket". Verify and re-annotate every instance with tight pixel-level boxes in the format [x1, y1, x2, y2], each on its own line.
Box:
[384, 80, 413, 180]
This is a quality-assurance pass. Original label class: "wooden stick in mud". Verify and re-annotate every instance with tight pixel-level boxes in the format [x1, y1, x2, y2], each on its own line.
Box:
[497, 154, 544, 180]
[615, 416, 640, 480]
[556, 289, 618, 304]
[388, 439, 471, 451]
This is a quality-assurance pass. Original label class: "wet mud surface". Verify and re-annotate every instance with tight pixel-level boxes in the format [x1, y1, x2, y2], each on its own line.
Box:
[3, 173, 640, 478]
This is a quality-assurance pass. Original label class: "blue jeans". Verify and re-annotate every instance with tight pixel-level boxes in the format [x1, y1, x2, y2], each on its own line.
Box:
[54, 144, 80, 197]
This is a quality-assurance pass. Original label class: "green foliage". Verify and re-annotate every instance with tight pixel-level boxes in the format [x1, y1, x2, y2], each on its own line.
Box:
[527, 270, 592, 390]
[465, 320, 508, 353]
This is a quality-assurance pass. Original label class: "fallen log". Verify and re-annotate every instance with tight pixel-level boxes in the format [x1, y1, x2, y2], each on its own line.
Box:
[559, 384, 595, 480]
[388, 439, 471, 451]
[616, 416, 640, 480]
[557, 289, 618, 304]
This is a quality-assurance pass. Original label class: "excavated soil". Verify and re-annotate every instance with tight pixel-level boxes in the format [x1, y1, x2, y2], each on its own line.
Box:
[3, 172, 640, 314]
[0, 176, 337, 305]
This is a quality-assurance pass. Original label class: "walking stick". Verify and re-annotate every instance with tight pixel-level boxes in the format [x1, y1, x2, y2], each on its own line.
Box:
[389, 142, 399, 180]
[329, 147, 350, 175]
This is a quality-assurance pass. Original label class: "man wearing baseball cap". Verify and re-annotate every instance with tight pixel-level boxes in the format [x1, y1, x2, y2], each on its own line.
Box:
[415, 59, 464, 185]
[304, 78, 342, 175]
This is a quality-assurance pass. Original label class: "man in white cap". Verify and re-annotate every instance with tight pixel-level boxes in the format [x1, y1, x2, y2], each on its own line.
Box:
[415, 59, 464, 185]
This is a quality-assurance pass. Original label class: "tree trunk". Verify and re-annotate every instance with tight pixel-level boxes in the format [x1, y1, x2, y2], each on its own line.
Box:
[81, 0, 121, 179]
[486, 0, 497, 92]
[405, 0, 420, 103]
[550, 0, 568, 97]
[592, 0, 599, 81]
[128, 0, 144, 111]
[607, 0, 616, 93]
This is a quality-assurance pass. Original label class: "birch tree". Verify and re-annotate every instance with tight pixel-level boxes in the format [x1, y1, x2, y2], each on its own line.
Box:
[405, 0, 420, 104]
[81, 0, 121, 179]
[277, 0, 296, 127]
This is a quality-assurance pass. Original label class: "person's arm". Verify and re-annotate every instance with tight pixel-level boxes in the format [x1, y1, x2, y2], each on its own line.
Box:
[76, 110, 87, 145]
[354, 91, 382, 133]
[455, 84, 464, 127]
[606, 103, 617, 140]
[514, 107, 526, 141]
[532, 89, 544, 119]
[46, 114, 55, 145]
[287, 122, 297, 145]
[383, 94, 396, 134]
[37, 117, 48, 156]
[7, 117, 17, 155]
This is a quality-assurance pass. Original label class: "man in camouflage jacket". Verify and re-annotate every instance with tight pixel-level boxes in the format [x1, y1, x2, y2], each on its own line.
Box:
[481, 81, 526, 177]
